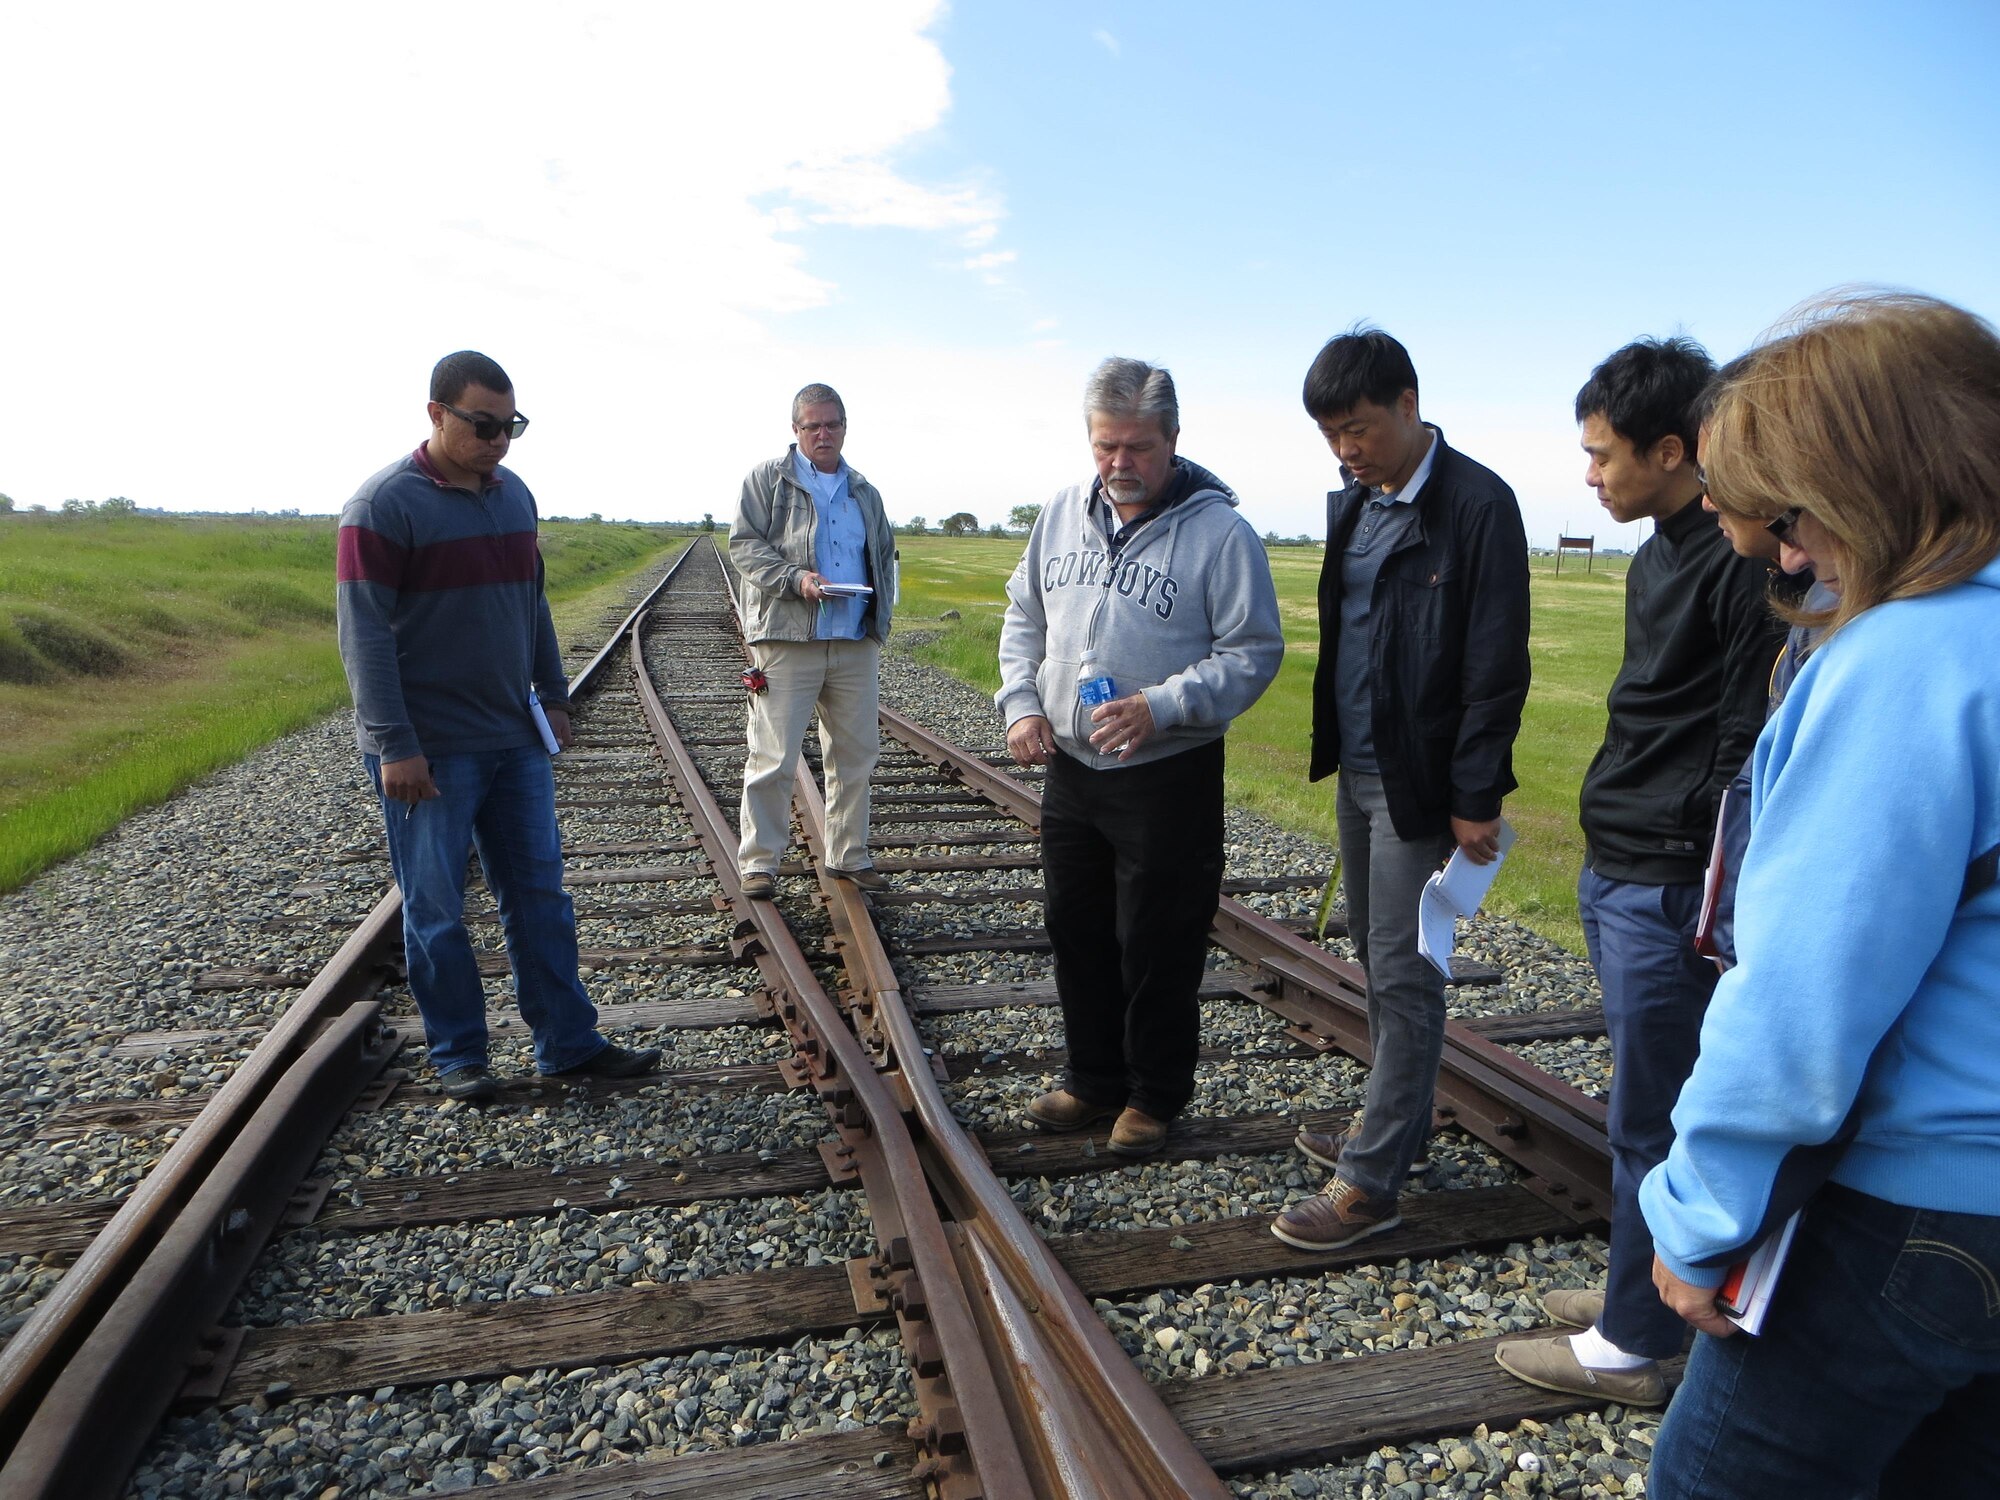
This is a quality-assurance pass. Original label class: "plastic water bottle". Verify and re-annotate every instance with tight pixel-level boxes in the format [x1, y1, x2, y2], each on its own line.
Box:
[1077, 650, 1116, 708]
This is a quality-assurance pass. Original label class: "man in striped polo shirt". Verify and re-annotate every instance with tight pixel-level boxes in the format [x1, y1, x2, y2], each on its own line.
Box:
[336, 351, 659, 1102]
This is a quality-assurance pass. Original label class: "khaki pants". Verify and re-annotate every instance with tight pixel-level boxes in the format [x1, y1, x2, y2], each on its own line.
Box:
[737, 637, 881, 875]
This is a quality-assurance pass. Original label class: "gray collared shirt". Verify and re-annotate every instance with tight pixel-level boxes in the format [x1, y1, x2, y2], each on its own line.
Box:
[1335, 429, 1439, 772]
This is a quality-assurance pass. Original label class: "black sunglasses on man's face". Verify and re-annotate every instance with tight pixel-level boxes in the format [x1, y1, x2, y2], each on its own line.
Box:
[441, 402, 530, 441]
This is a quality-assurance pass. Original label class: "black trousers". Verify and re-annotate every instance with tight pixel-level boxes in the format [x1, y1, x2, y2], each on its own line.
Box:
[1041, 738, 1224, 1119]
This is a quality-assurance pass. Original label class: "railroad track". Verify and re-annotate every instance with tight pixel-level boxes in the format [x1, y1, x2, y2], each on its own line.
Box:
[0, 536, 1650, 1499]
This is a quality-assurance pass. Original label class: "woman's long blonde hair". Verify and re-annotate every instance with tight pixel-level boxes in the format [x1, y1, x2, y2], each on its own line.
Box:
[1703, 289, 2000, 635]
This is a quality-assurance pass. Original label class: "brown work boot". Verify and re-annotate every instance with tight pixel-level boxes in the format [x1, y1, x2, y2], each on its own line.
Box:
[1108, 1107, 1169, 1158]
[1270, 1178, 1401, 1251]
[1542, 1288, 1607, 1330]
[1493, 1333, 1667, 1407]
[740, 871, 777, 900]
[1025, 1089, 1119, 1131]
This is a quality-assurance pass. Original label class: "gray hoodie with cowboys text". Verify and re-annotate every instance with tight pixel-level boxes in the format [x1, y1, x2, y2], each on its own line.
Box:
[997, 459, 1283, 770]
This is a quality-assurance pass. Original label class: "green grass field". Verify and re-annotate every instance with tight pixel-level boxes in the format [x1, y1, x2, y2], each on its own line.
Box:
[4, 512, 1627, 950]
[895, 534, 1626, 952]
[0, 512, 687, 892]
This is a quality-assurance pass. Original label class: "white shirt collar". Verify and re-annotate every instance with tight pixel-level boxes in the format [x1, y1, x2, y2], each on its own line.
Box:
[793, 447, 847, 490]
[1374, 426, 1439, 505]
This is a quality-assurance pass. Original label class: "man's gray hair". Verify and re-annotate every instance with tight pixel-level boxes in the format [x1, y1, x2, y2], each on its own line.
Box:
[791, 383, 846, 425]
[1083, 357, 1179, 438]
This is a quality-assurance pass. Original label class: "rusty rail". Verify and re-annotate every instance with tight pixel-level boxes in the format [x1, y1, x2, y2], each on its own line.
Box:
[0, 541, 702, 1496]
[630, 575, 1035, 1500]
[800, 770, 1231, 1499]
[0, 900, 406, 1489]
[877, 703, 1611, 1219]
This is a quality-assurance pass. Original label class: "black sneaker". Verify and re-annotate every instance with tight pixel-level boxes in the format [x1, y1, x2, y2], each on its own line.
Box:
[439, 1064, 500, 1102]
[542, 1043, 663, 1080]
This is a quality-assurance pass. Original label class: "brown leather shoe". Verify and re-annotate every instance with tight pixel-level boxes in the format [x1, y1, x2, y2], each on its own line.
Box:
[1494, 1332, 1666, 1407]
[1108, 1107, 1169, 1158]
[1294, 1118, 1359, 1169]
[740, 872, 777, 899]
[1294, 1112, 1431, 1177]
[1270, 1178, 1401, 1250]
[827, 866, 889, 892]
[1542, 1287, 1607, 1330]
[1025, 1089, 1119, 1130]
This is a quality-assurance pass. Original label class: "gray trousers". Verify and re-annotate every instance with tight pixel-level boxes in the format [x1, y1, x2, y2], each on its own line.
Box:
[1335, 771, 1454, 1197]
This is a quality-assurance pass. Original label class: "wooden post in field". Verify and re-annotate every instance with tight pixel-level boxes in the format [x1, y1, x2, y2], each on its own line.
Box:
[1555, 534, 1595, 574]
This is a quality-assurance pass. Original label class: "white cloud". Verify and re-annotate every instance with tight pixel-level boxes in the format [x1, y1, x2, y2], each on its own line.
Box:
[1093, 28, 1121, 57]
[1030, 317, 1062, 333]
[964, 251, 1019, 271]
[0, 0, 1007, 515]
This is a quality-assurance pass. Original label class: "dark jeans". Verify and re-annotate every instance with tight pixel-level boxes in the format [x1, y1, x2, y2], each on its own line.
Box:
[1579, 865, 1719, 1358]
[1653, 1185, 2000, 1499]
[368, 747, 605, 1076]
[1041, 740, 1224, 1120]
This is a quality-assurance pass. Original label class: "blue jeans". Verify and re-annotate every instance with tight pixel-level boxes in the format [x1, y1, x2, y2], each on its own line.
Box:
[1335, 772, 1455, 1197]
[368, 747, 605, 1075]
[1653, 1185, 2000, 1499]
[1579, 866, 1719, 1358]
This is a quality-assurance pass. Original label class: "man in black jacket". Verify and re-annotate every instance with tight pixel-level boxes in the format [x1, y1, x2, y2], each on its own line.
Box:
[1272, 329, 1531, 1251]
[1496, 337, 1786, 1406]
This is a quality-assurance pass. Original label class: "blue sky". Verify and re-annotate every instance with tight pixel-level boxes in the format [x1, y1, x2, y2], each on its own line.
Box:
[3, 1, 1995, 546]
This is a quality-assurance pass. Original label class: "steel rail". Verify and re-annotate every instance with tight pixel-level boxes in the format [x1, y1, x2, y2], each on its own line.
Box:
[798, 770, 1233, 1500]
[0, 897, 405, 1472]
[0, 539, 701, 1490]
[696, 536, 1222, 1497]
[875, 704, 1611, 1218]
[2, 1006, 400, 1496]
[628, 566, 1034, 1500]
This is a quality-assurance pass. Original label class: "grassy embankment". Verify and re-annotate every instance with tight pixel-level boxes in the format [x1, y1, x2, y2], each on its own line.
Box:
[894, 535, 1626, 953]
[0, 512, 688, 893]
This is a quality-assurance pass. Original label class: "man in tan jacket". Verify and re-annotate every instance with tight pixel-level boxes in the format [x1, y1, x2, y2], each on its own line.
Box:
[729, 383, 899, 898]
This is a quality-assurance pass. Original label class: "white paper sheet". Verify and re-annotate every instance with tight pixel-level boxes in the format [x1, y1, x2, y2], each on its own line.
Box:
[529, 692, 562, 757]
[1416, 818, 1516, 978]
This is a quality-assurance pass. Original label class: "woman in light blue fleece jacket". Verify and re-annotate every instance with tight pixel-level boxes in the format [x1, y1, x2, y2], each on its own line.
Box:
[1639, 292, 2000, 1500]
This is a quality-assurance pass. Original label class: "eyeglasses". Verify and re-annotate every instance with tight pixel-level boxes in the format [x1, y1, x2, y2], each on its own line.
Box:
[1766, 506, 1804, 545]
[1693, 462, 1708, 496]
[440, 403, 530, 441]
[796, 420, 847, 436]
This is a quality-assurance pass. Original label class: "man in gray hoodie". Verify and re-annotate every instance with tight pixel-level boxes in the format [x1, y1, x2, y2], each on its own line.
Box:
[998, 357, 1283, 1157]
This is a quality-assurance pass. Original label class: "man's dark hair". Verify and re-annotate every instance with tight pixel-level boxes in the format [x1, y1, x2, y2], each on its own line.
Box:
[431, 351, 513, 405]
[1574, 336, 1715, 456]
[1302, 327, 1419, 420]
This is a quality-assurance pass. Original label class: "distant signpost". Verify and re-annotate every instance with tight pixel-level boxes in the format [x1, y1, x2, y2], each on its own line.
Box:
[1554, 533, 1595, 574]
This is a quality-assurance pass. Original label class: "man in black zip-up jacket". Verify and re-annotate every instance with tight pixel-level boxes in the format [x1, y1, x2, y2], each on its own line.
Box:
[1497, 337, 1786, 1408]
[1272, 330, 1531, 1254]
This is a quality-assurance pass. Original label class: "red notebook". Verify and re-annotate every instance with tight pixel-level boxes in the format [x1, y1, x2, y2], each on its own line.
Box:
[1715, 1211, 1801, 1335]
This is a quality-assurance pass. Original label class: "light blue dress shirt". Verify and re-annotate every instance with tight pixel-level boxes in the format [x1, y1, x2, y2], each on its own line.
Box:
[793, 448, 868, 640]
